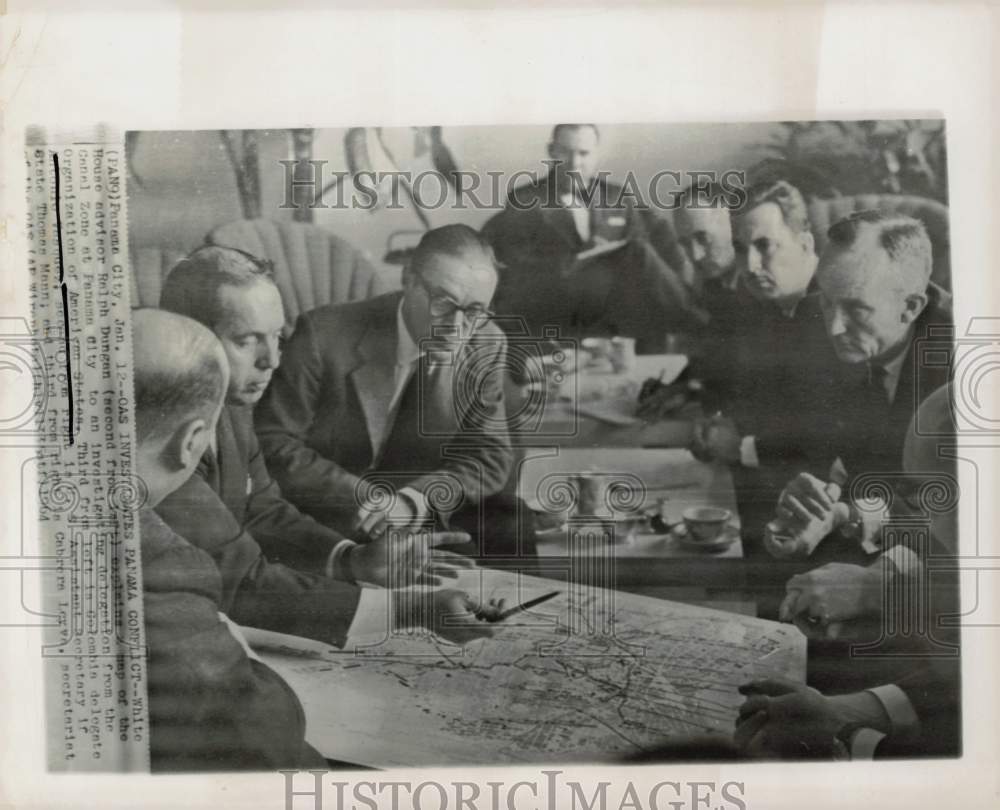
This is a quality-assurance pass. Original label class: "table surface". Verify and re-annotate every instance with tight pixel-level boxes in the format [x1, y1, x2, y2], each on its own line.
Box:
[518, 446, 744, 561]
[509, 353, 696, 448]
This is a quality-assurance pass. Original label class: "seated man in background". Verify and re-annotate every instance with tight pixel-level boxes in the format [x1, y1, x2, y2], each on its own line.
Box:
[688, 180, 836, 546]
[672, 180, 753, 400]
[256, 224, 535, 561]
[134, 310, 496, 771]
[673, 180, 747, 335]
[482, 123, 693, 352]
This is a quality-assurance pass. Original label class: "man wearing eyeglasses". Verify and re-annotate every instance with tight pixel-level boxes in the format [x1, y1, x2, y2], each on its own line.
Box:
[256, 224, 532, 560]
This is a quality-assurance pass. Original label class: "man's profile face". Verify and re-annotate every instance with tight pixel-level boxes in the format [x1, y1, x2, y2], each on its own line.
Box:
[817, 244, 917, 364]
[548, 126, 600, 193]
[733, 202, 813, 302]
[674, 206, 736, 281]
[402, 251, 497, 346]
[214, 280, 285, 406]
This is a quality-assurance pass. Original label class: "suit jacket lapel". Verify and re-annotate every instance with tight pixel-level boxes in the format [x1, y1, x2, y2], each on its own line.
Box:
[215, 406, 247, 512]
[350, 299, 399, 461]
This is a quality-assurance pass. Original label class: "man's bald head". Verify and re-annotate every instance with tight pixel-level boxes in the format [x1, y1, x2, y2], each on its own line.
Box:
[133, 308, 228, 442]
[133, 308, 229, 507]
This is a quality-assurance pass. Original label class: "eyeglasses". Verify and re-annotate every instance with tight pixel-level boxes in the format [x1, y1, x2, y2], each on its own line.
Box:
[413, 273, 495, 323]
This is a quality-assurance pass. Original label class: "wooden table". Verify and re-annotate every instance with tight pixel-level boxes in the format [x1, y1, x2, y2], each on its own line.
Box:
[517, 447, 752, 613]
[508, 353, 695, 448]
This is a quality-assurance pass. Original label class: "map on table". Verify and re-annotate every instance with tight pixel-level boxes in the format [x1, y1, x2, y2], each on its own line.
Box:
[248, 571, 805, 767]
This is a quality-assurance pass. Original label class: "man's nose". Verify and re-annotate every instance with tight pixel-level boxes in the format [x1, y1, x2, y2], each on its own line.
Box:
[745, 248, 764, 276]
[691, 241, 706, 262]
[256, 336, 281, 369]
[826, 307, 847, 338]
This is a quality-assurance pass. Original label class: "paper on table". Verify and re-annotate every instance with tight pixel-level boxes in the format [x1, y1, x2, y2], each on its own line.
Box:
[252, 569, 804, 767]
[562, 354, 689, 425]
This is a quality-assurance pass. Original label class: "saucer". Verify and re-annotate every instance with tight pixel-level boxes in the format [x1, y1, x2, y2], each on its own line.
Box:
[671, 523, 739, 553]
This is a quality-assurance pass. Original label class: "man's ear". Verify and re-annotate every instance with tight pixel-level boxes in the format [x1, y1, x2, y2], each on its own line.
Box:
[165, 417, 209, 472]
[546, 142, 557, 161]
[901, 291, 929, 324]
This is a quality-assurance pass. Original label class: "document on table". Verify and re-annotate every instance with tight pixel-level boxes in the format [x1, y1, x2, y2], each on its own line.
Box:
[247, 569, 805, 767]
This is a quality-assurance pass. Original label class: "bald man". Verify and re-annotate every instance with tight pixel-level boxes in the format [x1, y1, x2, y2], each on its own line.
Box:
[134, 308, 325, 770]
[136, 309, 498, 771]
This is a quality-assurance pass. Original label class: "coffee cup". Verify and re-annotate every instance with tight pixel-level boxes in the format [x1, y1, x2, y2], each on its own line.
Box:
[682, 506, 732, 543]
[609, 336, 637, 373]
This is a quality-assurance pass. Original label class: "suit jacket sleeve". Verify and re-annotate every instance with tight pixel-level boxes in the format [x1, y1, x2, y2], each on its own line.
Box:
[876, 656, 961, 758]
[141, 515, 325, 771]
[255, 312, 364, 515]
[155, 473, 360, 646]
[240, 409, 349, 575]
[406, 330, 515, 523]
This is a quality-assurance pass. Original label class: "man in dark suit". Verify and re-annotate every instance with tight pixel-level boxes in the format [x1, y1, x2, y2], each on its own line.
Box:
[775, 211, 953, 546]
[482, 123, 693, 351]
[156, 246, 486, 643]
[256, 225, 533, 561]
[134, 309, 493, 772]
[687, 181, 838, 549]
[739, 384, 960, 760]
[134, 308, 325, 771]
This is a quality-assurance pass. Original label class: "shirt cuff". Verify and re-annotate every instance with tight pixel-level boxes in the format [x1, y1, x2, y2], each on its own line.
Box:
[327, 538, 358, 582]
[868, 684, 921, 740]
[739, 435, 760, 468]
[399, 486, 432, 526]
[849, 727, 887, 760]
[881, 545, 924, 579]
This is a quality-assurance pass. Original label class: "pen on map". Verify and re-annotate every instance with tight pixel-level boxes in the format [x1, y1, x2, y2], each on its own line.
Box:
[484, 591, 562, 622]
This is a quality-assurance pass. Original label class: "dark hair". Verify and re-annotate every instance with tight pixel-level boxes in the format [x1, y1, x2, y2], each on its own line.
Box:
[132, 309, 227, 442]
[409, 223, 498, 278]
[159, 245, 277, 329]
[551, 123, 601, 143]
[827, 210, 932, 285]
[739, 179, 810, 233]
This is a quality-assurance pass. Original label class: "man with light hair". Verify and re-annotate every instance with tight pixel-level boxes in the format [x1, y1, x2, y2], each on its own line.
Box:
[775, 210, 952, 556]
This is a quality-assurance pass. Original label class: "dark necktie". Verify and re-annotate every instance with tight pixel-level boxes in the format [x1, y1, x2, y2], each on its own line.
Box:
[863, 363, 889, 407]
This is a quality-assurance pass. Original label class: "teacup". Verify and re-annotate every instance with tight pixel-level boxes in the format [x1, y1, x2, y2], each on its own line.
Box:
[682, 506, 732, 543]
[581, 336, 611, 358]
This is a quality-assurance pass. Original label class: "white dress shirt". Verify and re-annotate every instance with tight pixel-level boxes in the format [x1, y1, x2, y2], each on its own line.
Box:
[559, 190, 591, 243]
